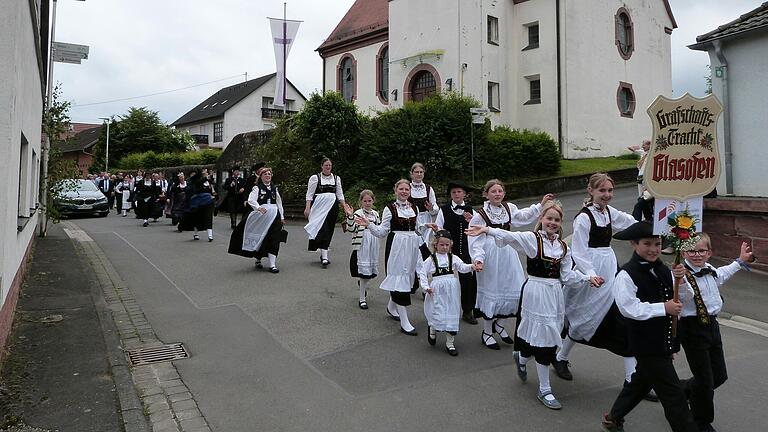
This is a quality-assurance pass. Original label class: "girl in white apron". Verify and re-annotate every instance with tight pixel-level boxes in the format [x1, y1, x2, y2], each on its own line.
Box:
[345, 190, 381, 309]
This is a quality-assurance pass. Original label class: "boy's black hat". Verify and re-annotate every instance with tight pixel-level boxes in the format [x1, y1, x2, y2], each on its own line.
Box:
[613, 221, 657, 241]
[231, 166, 241, 172]
[447, 180, 472, 194]
[435, 229, 453, 240]
[251, 162, 265, 172]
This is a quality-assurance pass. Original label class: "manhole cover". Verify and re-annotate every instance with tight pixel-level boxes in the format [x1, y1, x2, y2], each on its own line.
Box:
[127, 343, 189, 366]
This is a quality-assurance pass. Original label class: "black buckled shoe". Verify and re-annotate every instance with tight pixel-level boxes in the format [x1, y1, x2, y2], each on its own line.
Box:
[492, 319, 514, 344]
[427, 326, 436, 346]
[321, 258, 330, 268]
[482, 331, 500, 350]
[269, 267, 279, 274]
[358, 300, 368, 310]
[400, 327, 418, 336]
[552, 359, 573, 381]
[446, 346, 458, 356]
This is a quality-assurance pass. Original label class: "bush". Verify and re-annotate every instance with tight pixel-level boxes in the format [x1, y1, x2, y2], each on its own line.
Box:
[117, 148, 222, 170]
[477, 126, 560, 180]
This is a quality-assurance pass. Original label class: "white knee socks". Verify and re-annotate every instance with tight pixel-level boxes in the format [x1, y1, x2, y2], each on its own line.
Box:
[495, 318, 511, 338]
[537, 362, 552, 395]
[358, 279, 368, 302]
[206, 228, 213, 239]
[397, 305, 415, 332]
[623, 357, 637, 383]
[557, 336, 576, 362]
[387, 299, 400, 318]
[320, 249, 329, 260]
[268, 253, 277, 268]
[446, 333, 455, 349]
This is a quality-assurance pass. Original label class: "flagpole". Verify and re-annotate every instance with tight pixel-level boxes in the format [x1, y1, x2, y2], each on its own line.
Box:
[282, 2, 287, 115]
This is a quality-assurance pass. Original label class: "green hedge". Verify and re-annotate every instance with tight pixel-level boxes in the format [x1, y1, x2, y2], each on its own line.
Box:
[118, 149, 222, 170]
[476, 126, 560, 180]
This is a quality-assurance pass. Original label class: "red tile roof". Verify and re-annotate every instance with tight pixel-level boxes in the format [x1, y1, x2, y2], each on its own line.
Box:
[317, 0, 388, 55]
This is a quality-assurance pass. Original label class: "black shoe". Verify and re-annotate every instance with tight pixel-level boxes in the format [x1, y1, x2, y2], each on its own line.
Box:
[513, 352, 527, 382]
[269, 267, 279, 274]
[446, 346, 458, 356]
[601, 413, 625, 432]
[400, 327, 418, 336]
[142, 221, 149, 227]
[193, 234, 199, 240]
[321, 259, 329, 268]
[386, 307, 400, 322]
[462, 311, 478, 325]
[482, 331, 500, 350]
[643, 389, 659, 402]
[552, 359, 573, 381]
[358, 300, 368, 310]
[427, 326, 436, 346]
[255, 261, 263, 269]
[208, 236, 213, 242]
[492, 319, 514, 344]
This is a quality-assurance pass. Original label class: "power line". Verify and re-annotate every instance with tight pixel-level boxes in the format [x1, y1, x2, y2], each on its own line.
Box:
[72, 73, 246, 107]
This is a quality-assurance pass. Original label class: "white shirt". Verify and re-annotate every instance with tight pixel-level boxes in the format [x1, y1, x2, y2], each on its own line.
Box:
[418, 253, 473, 290]
[306, 173, 345, 202]
[614, 267, 694, 320]
[680, 259, 741, 317]
[468, 201, 541, 264]
[571, 204, 637, 276]
[485, 228, 589, 286]
[434, 201, 469, 228]
[409, 182, 438, 216]
[367, 201, 418, 238]
[248, 183, 284, 220]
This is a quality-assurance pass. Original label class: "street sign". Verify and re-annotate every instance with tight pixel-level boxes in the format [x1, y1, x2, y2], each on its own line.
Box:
[469, 107, 489, 114]
[52, 52, 83, 64]
[52, 41, 89, 59]
[472, 114, 486, 124]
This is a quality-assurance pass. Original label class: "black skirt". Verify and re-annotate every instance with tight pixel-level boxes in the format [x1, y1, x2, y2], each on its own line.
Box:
[178, 203, 214, 231]
[570, 302, 632, 357]
[228, 212, 282, 258]
[308, 200, 339, 251]
[349, 250, 377, 279]
[135, 197, 163, 219]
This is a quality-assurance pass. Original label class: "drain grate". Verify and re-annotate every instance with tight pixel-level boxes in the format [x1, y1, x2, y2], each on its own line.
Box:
[127, 343, 189, 366]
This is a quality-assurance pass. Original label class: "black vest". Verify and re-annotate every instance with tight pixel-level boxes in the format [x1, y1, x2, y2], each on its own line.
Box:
[407, 183, 432, 212]
[621, 254, 679, 357]
[526, 232, 567, 279]
[476, 203, 512, 230]
[387, 202, 418, 232]
[313, 173, 337, 195]
[578, 206, 612, 248]
[431, 253, 454, 277]
[256, 183, 278, 205]
[440, 204, 473, 260]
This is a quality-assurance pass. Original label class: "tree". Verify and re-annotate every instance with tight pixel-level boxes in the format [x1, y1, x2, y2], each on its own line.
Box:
[91, 107, 191, 171]
[41, 83, 80, 232]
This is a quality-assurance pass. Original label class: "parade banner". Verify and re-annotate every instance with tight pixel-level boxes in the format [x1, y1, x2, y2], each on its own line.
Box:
[644, 94, 724, 201]
[269, 17, 301, 108]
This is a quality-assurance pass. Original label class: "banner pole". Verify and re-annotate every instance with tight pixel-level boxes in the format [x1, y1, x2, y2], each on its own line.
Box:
[283, 2, 287, 114]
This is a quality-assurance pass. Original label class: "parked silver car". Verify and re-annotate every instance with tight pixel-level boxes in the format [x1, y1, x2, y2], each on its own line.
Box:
[54, 179, 109, 217]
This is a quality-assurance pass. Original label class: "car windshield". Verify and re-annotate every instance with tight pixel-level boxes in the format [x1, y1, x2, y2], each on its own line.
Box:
[75, 180, 99, 192]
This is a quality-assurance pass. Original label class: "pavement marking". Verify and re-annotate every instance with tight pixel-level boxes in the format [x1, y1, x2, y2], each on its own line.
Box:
[62, 226, 95, 242]
[719, 316, 768, 338]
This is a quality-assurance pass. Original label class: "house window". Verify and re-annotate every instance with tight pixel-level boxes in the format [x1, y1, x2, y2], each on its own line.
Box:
[488, 81, 500, 111]
[487, 15, 499, 45]
[213, 121, 223, 143]
[523, 23, 539, 50]
[377, 45, 389, 103]
[262, 97, 274, 108]
[525, 77, 541, 105]
[18, 133, 29, 217]
[617, 82, 636, 118]
[615, 8, 634, 60]
[338, 55, 356, 102]
[410, 70, 437, 102]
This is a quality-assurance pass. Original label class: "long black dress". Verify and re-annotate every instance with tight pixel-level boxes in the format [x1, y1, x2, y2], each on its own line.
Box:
[179, 178, 215, 231]
[228, 182, 283, 259]
[134, 179, 164, 220]
[169, 181, 188, 226]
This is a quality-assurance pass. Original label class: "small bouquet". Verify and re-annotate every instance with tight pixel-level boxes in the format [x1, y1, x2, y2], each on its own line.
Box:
[666, 207, 700, 252]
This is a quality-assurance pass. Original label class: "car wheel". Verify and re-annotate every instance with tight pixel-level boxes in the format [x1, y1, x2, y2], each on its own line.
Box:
[99, 212, 109, 217]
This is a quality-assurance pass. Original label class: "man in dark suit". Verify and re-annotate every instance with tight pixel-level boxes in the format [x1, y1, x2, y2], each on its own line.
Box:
[224, 167, 246, 228]
[98, 173, 115, 209]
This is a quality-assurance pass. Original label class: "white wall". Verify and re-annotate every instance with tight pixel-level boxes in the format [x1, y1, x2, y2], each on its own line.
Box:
[322, 41, 389, 115]
[0, 0, 44, 305]
[561, 0, 673, 159]
[708, 32, 768, 197]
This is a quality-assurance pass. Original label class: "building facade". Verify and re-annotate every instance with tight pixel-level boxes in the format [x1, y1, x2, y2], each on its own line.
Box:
[318, 0, 676, 158]
[54, 123, 101, 177]
[0, 0, 50, 357]
[172, 73, 306, 149]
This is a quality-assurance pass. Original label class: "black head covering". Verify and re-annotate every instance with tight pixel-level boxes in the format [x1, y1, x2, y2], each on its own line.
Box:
[446, 180, 472, 195]
[613, 221, 657, 241]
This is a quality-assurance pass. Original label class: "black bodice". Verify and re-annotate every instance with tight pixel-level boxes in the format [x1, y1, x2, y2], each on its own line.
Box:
[526, 232, 568, 279]
[387, 202, 418, 232]
[431, 253, 454, 277]
[578, 206, 612, 248]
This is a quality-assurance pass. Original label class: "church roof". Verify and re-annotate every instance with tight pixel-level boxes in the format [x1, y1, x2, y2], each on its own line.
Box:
[316, 0, 388, 57]
[689, 2, 768, 50]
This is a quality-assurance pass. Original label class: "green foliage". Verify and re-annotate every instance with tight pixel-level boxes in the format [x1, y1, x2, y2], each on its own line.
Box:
[91, 107, 190, 171]
[41, 84, 80, 227]
[117, 148, 222, 170]
[616, 152, 640, 160]
[361, 93, 488, 190]
[476, 126, 560, 180]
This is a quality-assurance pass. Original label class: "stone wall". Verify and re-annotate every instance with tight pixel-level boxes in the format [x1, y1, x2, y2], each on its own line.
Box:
[704, 197, 768, 272]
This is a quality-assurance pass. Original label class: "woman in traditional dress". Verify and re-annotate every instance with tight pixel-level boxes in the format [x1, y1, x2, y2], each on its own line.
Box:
[468, 179, 552, 350]
[304, 158, 352, 268]
[134, 172, 164, 227]
[179, 170, 215, 241]
[168, 172, 188, 228]
[228, 167, 285, 273]
[356, 180, 423, 336]
[408, 163, 438, 243]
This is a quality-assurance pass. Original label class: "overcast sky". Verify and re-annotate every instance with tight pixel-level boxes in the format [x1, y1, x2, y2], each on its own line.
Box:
[53, 0, 764, 125]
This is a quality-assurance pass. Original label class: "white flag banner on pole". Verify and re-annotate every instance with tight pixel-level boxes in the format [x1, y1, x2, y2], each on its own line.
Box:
[270, 18, 300, 108]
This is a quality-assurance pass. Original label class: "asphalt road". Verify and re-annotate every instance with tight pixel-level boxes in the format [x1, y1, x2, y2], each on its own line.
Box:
[68, 185, 768, 432]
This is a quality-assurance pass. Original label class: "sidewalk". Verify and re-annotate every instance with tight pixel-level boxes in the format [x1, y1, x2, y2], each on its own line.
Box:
[0, 224, 142, 431]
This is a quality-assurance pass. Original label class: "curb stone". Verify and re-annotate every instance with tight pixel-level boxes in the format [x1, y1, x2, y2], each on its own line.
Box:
[62, 222, 212, 432]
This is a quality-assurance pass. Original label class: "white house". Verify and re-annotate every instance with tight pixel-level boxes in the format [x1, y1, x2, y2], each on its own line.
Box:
[172, 73, 307, 149]
[689, 2, 768, 198]
[317, 0, 677, 159]
[0, 0, 49, 356]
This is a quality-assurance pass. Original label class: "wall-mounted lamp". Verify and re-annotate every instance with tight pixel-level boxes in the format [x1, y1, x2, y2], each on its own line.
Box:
[391, 89, 398, 101]
[445, 78, 453, 92]
[461, 63, 468, 71]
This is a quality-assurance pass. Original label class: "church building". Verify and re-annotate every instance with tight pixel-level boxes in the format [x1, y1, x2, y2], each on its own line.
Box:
[317, 0, 677, 158]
